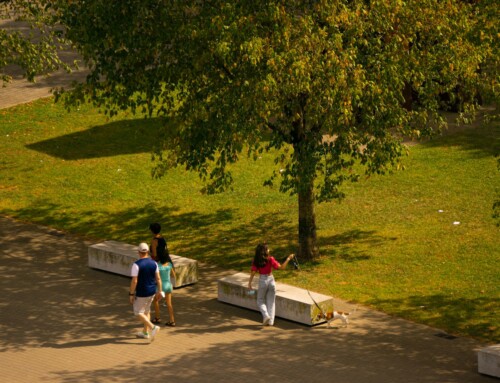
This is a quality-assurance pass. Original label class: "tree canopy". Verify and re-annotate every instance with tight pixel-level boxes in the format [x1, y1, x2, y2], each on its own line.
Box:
[52, 0, 498, 260]
[0, 0, 70, 84]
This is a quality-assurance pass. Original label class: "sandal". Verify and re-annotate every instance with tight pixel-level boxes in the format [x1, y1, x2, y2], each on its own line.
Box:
[165, 321, 176, 327]
[152, 318, 161, 324]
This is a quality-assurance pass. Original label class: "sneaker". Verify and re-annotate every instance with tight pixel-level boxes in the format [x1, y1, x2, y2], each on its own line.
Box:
[135, 331, 149, 339]
[263, 316, 271, 326]
[150, 325, 160, 342]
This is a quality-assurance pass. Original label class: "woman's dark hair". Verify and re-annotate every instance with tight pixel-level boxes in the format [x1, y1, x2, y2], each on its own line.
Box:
[158, 250, 170, 265]
[253, 243, 269, 268]
[149, 222, 161, 234]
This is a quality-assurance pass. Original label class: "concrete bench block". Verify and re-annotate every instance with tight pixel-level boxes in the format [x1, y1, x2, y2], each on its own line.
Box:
[478, 344, 500, 378]
[88, 240, 198, 288]
[217, 272, 334, 326]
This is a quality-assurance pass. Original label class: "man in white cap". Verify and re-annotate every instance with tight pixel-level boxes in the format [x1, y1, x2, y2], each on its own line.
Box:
[129, 242, 162, 342]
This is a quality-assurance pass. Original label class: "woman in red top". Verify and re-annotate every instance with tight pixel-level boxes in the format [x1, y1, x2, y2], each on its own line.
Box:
[248, 243, 295, 326]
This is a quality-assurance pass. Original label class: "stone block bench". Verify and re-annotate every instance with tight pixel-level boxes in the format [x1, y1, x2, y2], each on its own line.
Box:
[217, 272, 334, 326]
[478, 344, 500, 378]
[88, 240, 198, 288]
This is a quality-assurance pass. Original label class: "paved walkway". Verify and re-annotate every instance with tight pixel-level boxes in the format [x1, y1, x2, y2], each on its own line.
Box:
[0, 215, 496, 383]
[0, 24, 497, 383]
[0, 65, 88, 109]
[0, 18, 88, 110]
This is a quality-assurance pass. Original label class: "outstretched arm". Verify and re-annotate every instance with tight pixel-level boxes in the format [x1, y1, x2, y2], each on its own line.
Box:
[279, 254, 295, 270]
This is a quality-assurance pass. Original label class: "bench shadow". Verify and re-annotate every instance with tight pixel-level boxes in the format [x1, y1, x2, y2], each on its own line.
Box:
[26, 117, 165, 160]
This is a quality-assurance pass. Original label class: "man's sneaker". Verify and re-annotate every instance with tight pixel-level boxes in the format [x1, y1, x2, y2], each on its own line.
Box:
[135, 331, 149, 339]
[150, 325, 160, 342]
[263, 316, 271, 326]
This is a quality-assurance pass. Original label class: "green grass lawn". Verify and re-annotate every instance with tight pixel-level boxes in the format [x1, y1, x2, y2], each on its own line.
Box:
[1, 98, 499, 343]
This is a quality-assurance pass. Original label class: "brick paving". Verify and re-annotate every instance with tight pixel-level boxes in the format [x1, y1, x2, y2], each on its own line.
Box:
[0, 22, 497, 382]
[0, 216, 496, 383]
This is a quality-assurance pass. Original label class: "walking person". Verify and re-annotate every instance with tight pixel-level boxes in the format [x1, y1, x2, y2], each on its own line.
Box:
[149, 222, 173, 264]
[129, 242, 162, 342]
[158, 251, 176, 327]
[149, 222, 174, 324]
[247, 243, 295, 326]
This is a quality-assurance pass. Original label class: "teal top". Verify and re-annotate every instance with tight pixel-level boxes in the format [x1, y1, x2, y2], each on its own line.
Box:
[158, 262, 173, 293]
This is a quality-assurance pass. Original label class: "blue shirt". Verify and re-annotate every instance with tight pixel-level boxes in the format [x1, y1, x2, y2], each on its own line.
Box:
[133, 258, 158, 297]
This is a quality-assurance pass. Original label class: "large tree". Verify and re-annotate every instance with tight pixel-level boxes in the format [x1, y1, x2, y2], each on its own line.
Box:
[53, 0, 498, 260]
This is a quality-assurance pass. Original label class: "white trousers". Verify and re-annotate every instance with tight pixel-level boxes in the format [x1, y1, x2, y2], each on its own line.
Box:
[257, 274, 276, 324]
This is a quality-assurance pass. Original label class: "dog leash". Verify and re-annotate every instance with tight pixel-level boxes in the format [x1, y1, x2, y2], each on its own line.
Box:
[293, 256, 358, 323]
[291, 255, 328, 320]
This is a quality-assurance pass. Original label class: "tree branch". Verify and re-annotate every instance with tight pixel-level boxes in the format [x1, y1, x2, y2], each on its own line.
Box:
[213, 54, 235, 80]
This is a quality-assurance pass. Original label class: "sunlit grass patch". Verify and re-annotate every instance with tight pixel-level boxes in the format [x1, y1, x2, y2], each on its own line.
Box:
[0, 98, 498, 342]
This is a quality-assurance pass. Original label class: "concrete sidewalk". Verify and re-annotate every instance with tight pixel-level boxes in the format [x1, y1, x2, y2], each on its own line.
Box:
[0, 66, 87, 110]
[0, 18, 88, 110]
[0, 215, 495, 383]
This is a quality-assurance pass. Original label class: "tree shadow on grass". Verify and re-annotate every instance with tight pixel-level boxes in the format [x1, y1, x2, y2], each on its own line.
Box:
[367, 294, 500, 343]
[4, 199, 396, 271]
[3, 201, 237, 250]
[417, 117, 499, 158]
[2, 199, 298, 271]
[317, 229, 398, 263]
[26, 117, 165, 160]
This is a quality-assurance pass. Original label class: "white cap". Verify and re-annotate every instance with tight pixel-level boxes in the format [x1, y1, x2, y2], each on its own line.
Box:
[138, 242, 149, 253]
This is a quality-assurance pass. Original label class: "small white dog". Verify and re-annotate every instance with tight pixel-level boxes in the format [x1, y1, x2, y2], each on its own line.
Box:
[316, 311, 350, 327]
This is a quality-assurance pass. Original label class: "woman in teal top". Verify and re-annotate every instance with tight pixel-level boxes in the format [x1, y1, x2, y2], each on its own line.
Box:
[157, 251, 176, 326]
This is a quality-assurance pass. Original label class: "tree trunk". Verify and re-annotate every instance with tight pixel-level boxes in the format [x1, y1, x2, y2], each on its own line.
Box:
[297, 179, 319, 262]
